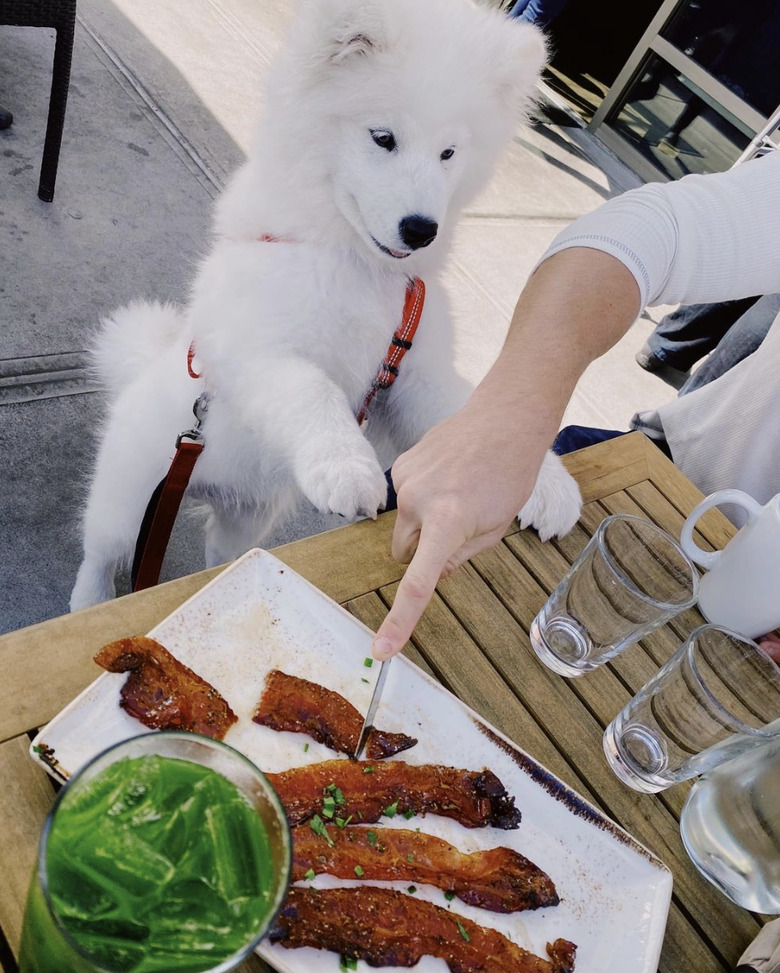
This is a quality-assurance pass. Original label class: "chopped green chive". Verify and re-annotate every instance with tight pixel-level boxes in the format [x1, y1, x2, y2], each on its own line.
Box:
[303, 743, 309, 752]
[367, 830, 378, 847]
[354, 865, 364, 877]
[407, 885, 417, 894]
[364, 657, 374, 668]
[403, 809, 415, 820]
[406, 853, 414, 862]
[362, 766, 374, 774]
[322, 796, 336, 819]
[325, 784, 346, 805]
[444, 891, 456, 901]
[336, 815, 353, 829]
[304, 868, 316, 881]
[456, 920, 471, 942]
[339, 957, 358, 971]
[310, 815, 335, 847]
[383, 801, 398, 818]
[361, 677, 369, 684]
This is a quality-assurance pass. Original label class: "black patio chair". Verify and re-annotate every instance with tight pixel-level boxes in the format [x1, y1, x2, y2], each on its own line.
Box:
[0, 0, 77, 200]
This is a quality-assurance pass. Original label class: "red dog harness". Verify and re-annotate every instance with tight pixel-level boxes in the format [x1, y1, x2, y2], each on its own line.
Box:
[131, 246, 425, 592]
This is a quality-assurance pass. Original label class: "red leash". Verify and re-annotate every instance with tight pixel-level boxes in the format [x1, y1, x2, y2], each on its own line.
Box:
[132, 246, 425, 591]
[131, 395, 207, 592]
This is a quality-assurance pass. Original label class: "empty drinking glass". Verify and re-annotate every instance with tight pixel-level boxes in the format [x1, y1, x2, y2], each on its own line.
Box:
[603, 625, 780, 793]
[530, 514, 699, 677]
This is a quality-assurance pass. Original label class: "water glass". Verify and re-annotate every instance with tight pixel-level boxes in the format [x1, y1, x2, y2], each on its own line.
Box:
[530, 514, 699, 676]
[680, 735, 780, 913]
[19, 731, 291, 973]
[603, 625, 780, 793]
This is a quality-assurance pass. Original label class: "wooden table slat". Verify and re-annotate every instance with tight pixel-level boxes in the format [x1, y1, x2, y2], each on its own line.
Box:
[660, 903, 736, 973]
[0, 736, 58, 954]
[561, 431, 650, 501]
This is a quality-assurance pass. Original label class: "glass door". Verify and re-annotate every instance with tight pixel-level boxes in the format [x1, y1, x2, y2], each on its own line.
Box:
[590, 0, 780, 180]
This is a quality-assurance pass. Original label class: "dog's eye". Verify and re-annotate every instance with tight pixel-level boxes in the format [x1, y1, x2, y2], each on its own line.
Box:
[370, 129, 396, 152]
[440, 146, 455, 161]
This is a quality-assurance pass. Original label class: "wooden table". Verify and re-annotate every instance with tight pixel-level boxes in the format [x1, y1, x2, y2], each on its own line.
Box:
[0, 433, 765, 972]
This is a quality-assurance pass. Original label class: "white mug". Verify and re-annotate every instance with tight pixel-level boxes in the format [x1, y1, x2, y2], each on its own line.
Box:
[680, 489, 780, 640]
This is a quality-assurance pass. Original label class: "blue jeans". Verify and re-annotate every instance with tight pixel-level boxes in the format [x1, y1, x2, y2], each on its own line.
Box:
[508, 0, 570, 28]
[645, 297, 758, 371]
[679, 293, 780, 394]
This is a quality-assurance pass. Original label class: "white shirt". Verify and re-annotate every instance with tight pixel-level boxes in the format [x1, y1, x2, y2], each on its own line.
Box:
[540, 150, 780, 512]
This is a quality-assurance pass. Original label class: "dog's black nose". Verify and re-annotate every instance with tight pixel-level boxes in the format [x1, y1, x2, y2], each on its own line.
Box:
[399, 215, 438, 250]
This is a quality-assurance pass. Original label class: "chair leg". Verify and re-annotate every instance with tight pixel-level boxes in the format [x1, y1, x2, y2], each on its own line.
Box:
[38, 20, 75, 201]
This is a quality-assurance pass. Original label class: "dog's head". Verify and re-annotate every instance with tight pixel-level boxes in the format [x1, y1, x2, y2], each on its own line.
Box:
[258, 0, 546, 269]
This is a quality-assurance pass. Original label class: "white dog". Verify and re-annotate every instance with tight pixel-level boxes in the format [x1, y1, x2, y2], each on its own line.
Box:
[70, 0, 582, 610]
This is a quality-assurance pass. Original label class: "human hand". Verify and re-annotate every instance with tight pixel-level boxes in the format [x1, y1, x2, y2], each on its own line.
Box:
[370, 404, 546, 660]
[367, 248, 639, 661]
[759, 631, 780, 664]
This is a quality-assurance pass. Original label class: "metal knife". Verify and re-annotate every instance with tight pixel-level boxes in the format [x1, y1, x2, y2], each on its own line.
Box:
[353, 658, 390, 759]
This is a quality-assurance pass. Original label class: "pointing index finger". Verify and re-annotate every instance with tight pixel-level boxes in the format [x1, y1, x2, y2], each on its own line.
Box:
[371, 522, 457, 660]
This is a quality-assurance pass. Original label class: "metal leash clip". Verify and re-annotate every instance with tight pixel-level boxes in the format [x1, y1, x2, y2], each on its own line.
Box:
[176, 392, 210, 447]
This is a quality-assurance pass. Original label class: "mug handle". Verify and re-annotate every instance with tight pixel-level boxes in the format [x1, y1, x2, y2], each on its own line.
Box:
[679, 489, 764, 569]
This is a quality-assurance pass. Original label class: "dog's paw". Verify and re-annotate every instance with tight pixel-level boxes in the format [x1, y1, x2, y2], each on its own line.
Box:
[299, 446, 388, 521]
[517, 450, 582, 541]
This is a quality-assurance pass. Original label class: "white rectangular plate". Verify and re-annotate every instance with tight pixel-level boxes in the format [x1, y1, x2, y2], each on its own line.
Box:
[32, 549, 672, 973]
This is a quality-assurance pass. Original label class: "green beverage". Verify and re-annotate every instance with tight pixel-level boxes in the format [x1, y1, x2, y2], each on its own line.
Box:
[19, 733, 291, 973]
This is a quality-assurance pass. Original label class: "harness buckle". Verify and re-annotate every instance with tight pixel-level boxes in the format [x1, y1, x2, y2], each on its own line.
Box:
[175, 392, 209, 448]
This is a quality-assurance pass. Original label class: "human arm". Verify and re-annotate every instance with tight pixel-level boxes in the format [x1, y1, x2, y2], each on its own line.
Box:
[370, 152, 780, 661]
[371, 246, 640, 659]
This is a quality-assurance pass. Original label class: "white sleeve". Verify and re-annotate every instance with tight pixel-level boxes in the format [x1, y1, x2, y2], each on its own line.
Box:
[539, 150, 780, 309]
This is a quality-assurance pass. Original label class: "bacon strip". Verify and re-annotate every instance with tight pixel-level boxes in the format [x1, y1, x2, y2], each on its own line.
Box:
[292, 823, 558, 912]
[266, 759, 521, 829]
[253, 669, 417, 759]
[93, 636, 237, 740]
[269, 887, 576, 973]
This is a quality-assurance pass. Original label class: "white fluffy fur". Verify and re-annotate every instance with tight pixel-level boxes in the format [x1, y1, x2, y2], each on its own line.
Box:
[71, 0, 582, 610]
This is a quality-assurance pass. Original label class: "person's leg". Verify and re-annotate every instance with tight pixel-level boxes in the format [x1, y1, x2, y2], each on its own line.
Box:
[661, 94, 703, 146]
[510, 0, 570, 27]
[679, 293, 780, 395]
[637, 296, 760, 371]
[508, 0, 531, 18]
[551, 426, 626, 455]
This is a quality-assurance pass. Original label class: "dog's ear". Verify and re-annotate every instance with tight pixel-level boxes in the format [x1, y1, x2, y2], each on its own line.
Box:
[490, 21, 548, 115]
[302, 0, 386, 66]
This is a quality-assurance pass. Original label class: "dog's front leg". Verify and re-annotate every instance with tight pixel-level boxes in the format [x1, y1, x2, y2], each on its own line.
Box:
[518, 450, 582, 541]
[243, 357, 388, 520]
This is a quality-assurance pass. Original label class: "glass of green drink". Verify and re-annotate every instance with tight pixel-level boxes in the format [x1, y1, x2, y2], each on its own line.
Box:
[19, 731, 291, 973]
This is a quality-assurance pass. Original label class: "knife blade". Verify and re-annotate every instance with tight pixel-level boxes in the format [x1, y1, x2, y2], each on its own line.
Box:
[353, 658, 390, 759]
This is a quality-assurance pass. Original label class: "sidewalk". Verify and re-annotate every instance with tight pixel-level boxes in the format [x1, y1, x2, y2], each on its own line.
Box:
[0, 0, 680, 634]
